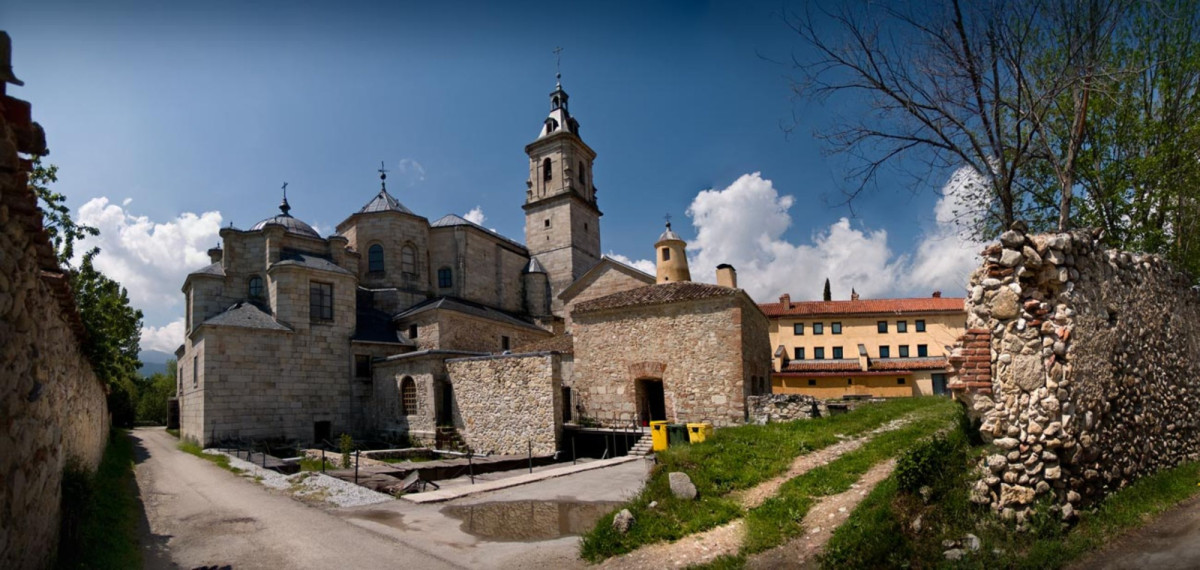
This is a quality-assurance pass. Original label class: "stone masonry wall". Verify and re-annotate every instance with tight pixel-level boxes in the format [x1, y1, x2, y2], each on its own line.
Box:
[747, 394, 821, 424]
[447, 353, 562, 455]
[1, 80, 111, 568]
[952, 226, 1200, 523]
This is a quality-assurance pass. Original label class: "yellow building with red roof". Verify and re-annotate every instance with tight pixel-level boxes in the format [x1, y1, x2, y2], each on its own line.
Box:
[758, 292, 966, 398]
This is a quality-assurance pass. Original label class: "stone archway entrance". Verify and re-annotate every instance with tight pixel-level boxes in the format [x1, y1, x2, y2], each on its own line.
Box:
[636, 379, 666, 425]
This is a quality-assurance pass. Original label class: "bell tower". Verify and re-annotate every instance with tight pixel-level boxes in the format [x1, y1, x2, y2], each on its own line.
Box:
[524, 76, 602, 314]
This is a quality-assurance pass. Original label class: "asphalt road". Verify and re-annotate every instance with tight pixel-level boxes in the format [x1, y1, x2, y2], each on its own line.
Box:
[131, 428, 462, 570]
[1070, 492, 1200, 570]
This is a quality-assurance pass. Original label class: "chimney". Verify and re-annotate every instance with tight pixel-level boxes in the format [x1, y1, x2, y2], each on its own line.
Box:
[779, 293, 791, 308]
[716, 264, 737, 288]
[207, 244, 223, 264]
[851, 288, 860, 301]
[932, 291, 942, 298]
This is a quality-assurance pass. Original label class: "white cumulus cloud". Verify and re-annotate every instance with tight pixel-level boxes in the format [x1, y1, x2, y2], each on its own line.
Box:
[141, 317, 186, 353]
[604, 253, 656, 276]
[463, 206, 486, 226]
[76, 196, 223, 326]
[679, 171, 981, 303]
[397, 158, 426, 186]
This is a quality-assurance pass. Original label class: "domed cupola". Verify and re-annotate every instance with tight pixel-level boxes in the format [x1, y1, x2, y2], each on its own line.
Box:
[251, 185, 320, 238]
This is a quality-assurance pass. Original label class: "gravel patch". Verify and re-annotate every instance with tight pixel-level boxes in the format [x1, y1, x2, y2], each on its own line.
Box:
[205, 449, 393, 508]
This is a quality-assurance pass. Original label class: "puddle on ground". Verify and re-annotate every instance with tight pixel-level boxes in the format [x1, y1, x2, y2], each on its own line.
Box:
[348, 509, 408, 530]
[441, 500, 622, 542]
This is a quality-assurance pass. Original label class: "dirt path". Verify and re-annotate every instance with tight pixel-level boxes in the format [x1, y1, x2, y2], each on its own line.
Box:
[598, 418, 911, 569]
[1068, 493, 1200, 570]
[131, 428, 461, 570]
[744, 459, 896, 569]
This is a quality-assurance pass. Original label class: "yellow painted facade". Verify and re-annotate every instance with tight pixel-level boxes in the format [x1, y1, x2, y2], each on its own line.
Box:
[765, 302, 966, 398]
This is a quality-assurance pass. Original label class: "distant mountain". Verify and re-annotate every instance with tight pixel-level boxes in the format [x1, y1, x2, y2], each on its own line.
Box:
[138, 350, 175, 377]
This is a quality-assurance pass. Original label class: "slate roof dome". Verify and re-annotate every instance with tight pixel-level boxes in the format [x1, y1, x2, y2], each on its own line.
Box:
[251, 195, 320, 238]
[657, 222, 683, 244]
[358, 189, 413, 215]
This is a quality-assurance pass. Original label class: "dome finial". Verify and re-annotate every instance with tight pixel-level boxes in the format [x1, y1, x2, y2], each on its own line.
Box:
[553, 46, 563, 87]
[378, 160, 389, 191]
[279, 181, 291, 216]
[664, 212, 672, 231]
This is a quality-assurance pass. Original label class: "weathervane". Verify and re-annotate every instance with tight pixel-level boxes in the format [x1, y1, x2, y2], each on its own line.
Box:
[554, 46, 563, 84]
[378, 161, 389, 191]
[664, 213, 672, 229]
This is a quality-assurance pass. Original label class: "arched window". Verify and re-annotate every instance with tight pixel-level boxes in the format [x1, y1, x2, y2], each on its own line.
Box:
[400, 376, 417, 415]
[437, 267, 453, 288]
[542, 158, 552, 181]
[248, 276, 263, 299]
[401, 244, 416, 275]
[368, 244, 384, 273]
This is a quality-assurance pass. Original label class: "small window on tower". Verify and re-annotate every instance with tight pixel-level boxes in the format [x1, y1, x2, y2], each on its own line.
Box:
[248, 276, 263, 299]
[662, 247, 671, 261]
[543, 158, 552, 181]
[408, 324, 418, 339]
[545, 219, 551, 228]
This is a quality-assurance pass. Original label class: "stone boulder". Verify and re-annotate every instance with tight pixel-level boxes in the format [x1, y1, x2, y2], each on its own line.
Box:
[669, 472, 698, 500]
[612, 509, 634, 534]
[991, 288, 1020, 320]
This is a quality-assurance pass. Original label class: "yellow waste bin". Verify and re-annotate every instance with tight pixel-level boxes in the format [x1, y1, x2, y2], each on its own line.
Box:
[687, 422, 713, 443]
[650, 421, 668, 452]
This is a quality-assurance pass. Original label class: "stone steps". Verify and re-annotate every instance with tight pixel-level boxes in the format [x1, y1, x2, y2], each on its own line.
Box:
[628, 433, 654, 456]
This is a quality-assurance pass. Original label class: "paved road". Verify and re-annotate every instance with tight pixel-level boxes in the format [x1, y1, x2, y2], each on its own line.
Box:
[131, 428, 461, 570]
[1070, 493, 1200, 570]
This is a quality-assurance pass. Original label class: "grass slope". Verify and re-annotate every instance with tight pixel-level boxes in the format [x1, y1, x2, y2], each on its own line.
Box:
[56, 430, 142, 569]
[580, 397, 951, 562]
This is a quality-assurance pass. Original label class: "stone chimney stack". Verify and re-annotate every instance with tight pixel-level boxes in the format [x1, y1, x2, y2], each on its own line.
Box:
[779, 293, 791, 308]
[932, 291, 942, 298]
[716, 264, 737, 288]
[851, 288, 860, 301]
[207, 244, 223, 264]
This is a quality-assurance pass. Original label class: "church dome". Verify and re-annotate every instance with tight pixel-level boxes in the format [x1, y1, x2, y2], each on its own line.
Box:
[250, 194, 320, 238]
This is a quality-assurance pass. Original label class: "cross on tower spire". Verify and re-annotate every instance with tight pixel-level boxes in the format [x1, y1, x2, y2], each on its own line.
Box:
[553, 46, 563, 85]
[378, 161, 389, 191]
[664, 213, 672, 230]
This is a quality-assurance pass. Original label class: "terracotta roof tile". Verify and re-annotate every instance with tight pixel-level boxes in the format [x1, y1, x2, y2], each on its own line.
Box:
[782, 360, 863, 373]
[573, 282, 739, 314]
[759, 296, 965, 318]
[870, 357, 949, 371]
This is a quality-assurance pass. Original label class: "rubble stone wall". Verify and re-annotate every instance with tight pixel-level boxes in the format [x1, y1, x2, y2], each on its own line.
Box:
[747, 394, 821, 424]
[1, 87, 110, 568]
[447, 353, 562, 455]
[952, 226, 1200, 522]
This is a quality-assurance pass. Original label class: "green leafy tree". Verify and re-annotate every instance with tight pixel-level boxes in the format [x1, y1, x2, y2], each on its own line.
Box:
[30, 160, 145, 425]
[822, 278, 832, 301]
[136, 359, 177, 425]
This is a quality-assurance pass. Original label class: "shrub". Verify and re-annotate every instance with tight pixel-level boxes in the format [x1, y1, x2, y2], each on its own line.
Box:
[339, 433, 353, 469]
[895, 434, 961, 494]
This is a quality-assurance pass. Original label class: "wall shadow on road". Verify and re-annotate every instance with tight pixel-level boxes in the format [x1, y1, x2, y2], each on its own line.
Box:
[129, 429, 177, 570]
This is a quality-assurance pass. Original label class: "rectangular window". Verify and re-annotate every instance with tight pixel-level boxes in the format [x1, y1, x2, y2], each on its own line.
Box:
[899, 345, 910, 358]
[408, 324, 418, 339]
[355, 355, 371, 378]
[309, 281, 333, 321]
[897, 378, 906, 385]
[833, 346, 844, 359]
[437, 267, 453, 288]
[915, 319, 926, 332]
[807, 379, 816, 386]
[501, 335, 511, 351]
[192, 355, 198, 387]
[879, 345, 891, 358]
[793, 323, 804, 335]
[918, 344, 928, 357]
[661, 247, 671, 261]
[794, 347, 805, 360]
[814, 347, 825, 359]
[897, 320, 908, 333]
[831, 322, 842, 334]
[813, 323, 824, 335]
[877, 321, 888, 333]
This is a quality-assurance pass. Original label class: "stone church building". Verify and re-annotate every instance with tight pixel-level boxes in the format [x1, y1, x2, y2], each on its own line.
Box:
[177, 79, 771, 452]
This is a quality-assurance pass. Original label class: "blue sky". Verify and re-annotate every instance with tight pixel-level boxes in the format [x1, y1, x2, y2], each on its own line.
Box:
[4, 0, 981, 352]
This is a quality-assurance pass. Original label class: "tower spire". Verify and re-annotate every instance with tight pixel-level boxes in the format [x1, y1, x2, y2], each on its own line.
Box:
[553, 46, 563, 86]
[378, 161, 389, 192]
[279, 182, 291, 216]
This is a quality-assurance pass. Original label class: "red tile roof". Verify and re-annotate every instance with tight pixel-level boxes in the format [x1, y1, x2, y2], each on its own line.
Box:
[759, 296, 965, 318]
[782, 360, 863, 373]
[870, 357, 949, 371]
[777, 356, 950, 376]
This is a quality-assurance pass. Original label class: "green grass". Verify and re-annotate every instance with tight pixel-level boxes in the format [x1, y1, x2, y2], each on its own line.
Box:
[378, 455, 434, 464]
[178, 440, 243, 474]
[579, 397, 951, 562]
[55, 430, 142, 569]
[299, 456, 335, 471]
[165, 428, 180, 438]
[818, 432, 1200, 569]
